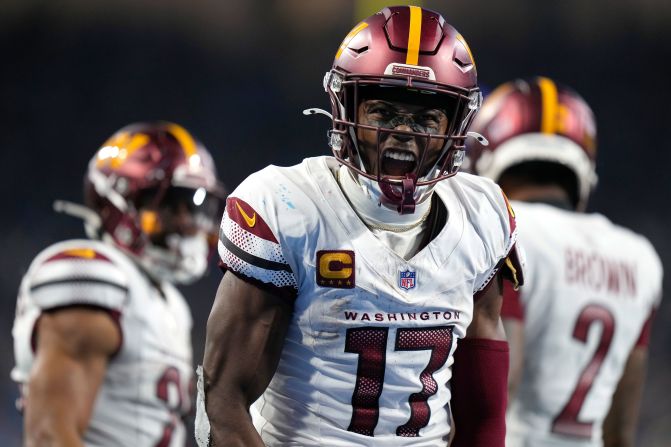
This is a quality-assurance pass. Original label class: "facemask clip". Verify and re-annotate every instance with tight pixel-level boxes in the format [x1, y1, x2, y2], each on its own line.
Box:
[399, 174, 417, 214]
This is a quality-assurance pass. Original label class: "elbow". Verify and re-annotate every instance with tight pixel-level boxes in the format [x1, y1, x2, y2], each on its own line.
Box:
[25, 416, 82, 447]
[25, 425, 63, 447]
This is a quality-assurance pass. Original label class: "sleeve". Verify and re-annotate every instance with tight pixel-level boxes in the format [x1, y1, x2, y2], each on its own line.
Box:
[451, 338, 508, 447]
[499, 192, 525, 289]
[218, 181, 298, 301]
[27, 246, 128, 312]
[474, 189, 525, 297]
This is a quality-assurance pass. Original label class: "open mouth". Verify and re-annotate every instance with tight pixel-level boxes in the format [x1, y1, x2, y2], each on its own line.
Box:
[381, 149, 417, 177]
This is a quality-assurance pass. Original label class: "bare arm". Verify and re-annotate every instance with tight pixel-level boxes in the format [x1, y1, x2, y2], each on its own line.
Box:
[24, 307, 120, 447]
[602, 346, 649, 447]
[201, 273, 294, 447]
[503, 317, 524, 403]
[466, 274, 505, 340]
[500, 282, 525, 404]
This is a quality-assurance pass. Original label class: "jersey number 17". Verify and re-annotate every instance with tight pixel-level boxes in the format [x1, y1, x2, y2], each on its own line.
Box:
[345, 325, 454, 437]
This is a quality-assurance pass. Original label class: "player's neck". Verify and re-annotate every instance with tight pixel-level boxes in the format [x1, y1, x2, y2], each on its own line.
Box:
[504, 184, 573, 210]
[337, 165, 432, 230]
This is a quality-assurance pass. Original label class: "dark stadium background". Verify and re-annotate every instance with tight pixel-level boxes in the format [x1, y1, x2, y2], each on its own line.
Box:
[1, 1, 669, 445]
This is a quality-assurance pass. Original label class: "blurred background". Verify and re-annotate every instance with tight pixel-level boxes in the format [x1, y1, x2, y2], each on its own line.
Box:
[1, 0, 669, 445]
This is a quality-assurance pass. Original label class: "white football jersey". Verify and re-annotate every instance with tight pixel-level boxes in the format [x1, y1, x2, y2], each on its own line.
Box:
[12, 239, 193, 447]
[218, 156, 519, 446]
[505, 202, 663, 447]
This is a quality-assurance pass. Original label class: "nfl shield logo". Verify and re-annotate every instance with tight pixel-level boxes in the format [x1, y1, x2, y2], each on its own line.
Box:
[399, 270, 416, 290]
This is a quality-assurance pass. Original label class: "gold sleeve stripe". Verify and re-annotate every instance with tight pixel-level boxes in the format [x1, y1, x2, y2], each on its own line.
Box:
[63, 248, 97, 259]
[405, 5, 423, 65]
[538, 76, 559, 134]
[167, 123, 198, 157]
[336, 22, 369, 60]
[505, 257, 521, 290]
[502, 192, 515, 218]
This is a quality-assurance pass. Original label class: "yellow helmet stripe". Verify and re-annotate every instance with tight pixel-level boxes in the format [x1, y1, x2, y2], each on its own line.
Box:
[354, 0, 420, 22]
[167, 123, 198, 157]
[336, 22, 369, 60]
[538, 77, 559, 134]
[98, 132, 150, 169]
[405, 6, 423, 65]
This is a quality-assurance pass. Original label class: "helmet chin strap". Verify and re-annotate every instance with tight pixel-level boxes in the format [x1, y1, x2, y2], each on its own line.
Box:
[379, 173, 417, 214]
[400, 175, 417, 214]
[140, 233, 209, 284]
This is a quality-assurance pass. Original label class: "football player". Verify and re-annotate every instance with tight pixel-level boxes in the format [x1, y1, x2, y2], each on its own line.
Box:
[12, 122, 225, 446]
[196, 6, 522, 447]
[468, 77, 663, 447]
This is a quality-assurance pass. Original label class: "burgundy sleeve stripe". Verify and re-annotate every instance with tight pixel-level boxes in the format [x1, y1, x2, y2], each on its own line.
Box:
[220, 231, 292, 273]
[30, 278, 128, 293]
[226, 197, 279, 243]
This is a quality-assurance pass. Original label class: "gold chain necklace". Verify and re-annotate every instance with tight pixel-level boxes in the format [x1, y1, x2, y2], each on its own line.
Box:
[335, 168, 432, 233]
[365, 204, 431, 233]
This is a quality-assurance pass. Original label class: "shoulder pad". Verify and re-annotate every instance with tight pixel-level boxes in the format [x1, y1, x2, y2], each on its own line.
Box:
[27, 240, 129, 311]
[218, 173, 299, 300]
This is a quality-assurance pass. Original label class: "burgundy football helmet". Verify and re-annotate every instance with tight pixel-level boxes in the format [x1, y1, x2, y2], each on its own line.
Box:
[82, 121, 226, 283]
[467, 77, 597, 210]
[322, 5, 482, 213]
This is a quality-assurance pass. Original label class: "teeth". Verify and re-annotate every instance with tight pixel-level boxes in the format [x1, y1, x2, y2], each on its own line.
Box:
[384, 151, 415, 162]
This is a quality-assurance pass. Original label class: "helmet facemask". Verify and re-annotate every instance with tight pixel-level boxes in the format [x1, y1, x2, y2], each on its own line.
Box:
[132, 184, 222, 284]
[82, 121, 227, 284]
[325, 69, 481, 214]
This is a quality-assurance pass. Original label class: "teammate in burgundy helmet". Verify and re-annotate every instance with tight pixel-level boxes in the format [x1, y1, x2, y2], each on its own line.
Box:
[12, 121, 225, 446]
[197, 7, 520, 447]
[468, 77, 662, 447]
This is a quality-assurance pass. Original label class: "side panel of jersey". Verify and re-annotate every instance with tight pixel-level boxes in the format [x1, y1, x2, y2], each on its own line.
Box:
[219, 157, 517, 446]
[12, 239, 193, 447]
[506, 202, 663, 446]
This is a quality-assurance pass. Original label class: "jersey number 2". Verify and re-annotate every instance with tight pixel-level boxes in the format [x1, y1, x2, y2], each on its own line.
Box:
[345, 325, 454, 437]
[552, 304, 615, 438]
[155, 367, 183, 447]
